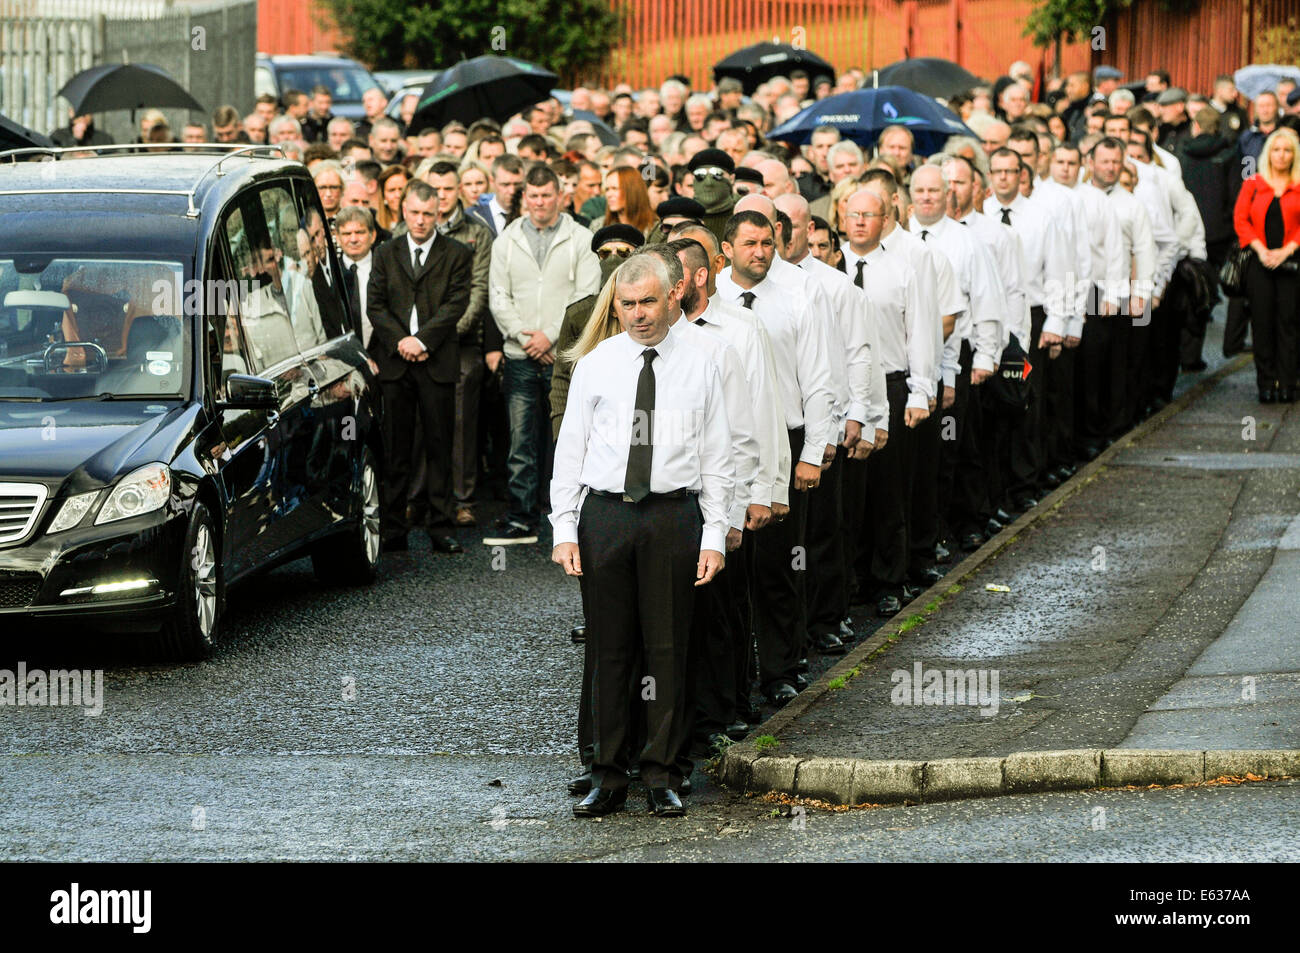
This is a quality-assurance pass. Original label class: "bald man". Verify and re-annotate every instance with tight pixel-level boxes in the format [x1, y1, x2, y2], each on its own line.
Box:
[757, 158, 798, 200]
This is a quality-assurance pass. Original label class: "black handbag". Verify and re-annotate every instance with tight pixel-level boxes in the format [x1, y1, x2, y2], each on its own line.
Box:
[986, 335, 1031, 419]
[1219, 246, 1252, 297]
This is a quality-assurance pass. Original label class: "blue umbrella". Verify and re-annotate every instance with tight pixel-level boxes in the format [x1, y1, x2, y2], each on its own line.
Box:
[768, 86, 973, 155]
[1233, 64, 1300, 101]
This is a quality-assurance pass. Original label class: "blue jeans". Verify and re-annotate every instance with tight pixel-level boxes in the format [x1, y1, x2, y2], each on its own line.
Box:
[503, 356, 552, 528]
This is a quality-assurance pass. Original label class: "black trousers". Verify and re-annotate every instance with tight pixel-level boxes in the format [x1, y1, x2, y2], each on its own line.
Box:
[806, 445, 847, 637]
[1146, 281, 1184, 406]
[1006, 308, 1047, 501]
[380, 369, 455, 538]
[862, 374, 914, 595]
[946, 345, 987, 538]
[1044, 326, 1078, 472]
[937, 350, 968, 542]
[1077, 315, 1130, 447]
[840, 454, 870, 601]
[579, 493, 701, 791]
[752, 427, 809, 693]
[1246, 256, 1300, 391]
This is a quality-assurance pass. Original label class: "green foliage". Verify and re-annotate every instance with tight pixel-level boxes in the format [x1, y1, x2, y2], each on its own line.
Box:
[319, 0, 624, 77]
[754, 735, 779, 752]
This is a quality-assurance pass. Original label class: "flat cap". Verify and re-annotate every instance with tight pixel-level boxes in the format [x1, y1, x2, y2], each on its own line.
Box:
[717, 77, 744, 94]
[1156, 87, 1188, 105]
[591, 224, 646, 252]
[1093, 65, 1123, 81]
[733, 166, 764, 185]
[655, 197, 706, 220]
[687, 148, 735, 174]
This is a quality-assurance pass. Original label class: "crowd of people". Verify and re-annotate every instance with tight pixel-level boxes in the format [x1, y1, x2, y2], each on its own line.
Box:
[46, 59, 1300, 817]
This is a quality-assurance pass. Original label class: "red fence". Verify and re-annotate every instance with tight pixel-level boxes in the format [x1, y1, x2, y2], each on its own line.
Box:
[257, 0, 341, 56]
[594, 0, 1089, 89]
[1099, 0, 1300, 97]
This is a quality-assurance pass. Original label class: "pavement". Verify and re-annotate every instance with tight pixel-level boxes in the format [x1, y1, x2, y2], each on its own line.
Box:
[722, 339, 1300, 805]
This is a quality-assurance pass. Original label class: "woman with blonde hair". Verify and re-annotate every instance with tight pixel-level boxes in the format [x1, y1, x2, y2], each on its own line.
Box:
[550, 259, 626, 438]
[1234, 127, 1300, 402]
[458, 158, 491, 208]
[826, 175, 864, 239]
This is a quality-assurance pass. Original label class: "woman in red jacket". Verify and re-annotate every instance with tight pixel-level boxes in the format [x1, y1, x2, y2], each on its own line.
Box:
[1234, 128, 1300, 402]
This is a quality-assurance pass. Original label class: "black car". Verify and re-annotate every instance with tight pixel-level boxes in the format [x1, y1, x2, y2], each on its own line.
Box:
[0, 145, 383, 659]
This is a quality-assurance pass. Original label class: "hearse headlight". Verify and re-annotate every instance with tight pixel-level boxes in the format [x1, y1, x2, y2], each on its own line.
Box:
[47, 490, 101, 533]
[95, 464, 172, 524]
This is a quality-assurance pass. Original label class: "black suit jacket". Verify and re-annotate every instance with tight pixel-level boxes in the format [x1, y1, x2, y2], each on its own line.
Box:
[367, 234, 473, 384]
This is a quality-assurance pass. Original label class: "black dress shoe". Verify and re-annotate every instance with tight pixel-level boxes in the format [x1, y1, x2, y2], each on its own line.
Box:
[647, 787, 685, 816]
[573, 786, 627, 817]
[678, 777, 693, 797]
[1181, 359, 1208, 372]
[995, 508, 1013, 524]
[960, 532, 984, 552]
[984, 518, 1003, 538]
[628, 763, 640, 781]
[934, 540, 952, 563]
[1015, 497, 1038, 512]
[794, 673, 810, 691]
[876, 594, 901, 617]
[567, 769, 592, 796]
[795, 657, 809, 673]
[725, 720, 750, 740]
[918, 566, 944, 586]
[742, 707, 763, 725]
[1260, 389, 1277, 404]
[570, 625, 586, 644]
[812, 632, 846, 655]
[1059, 463, 1077, 477]
[429, 533, 463, 554]
[765, 683, 798, 707]
[1079, 443, 1103, 461]
[1042, 469, 1062, 488]
[901, 583, 923, 601]
[838, 619, 855, 640]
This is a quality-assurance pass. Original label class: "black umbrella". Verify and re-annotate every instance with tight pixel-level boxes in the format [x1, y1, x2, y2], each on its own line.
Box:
[0, 113, 53, 151]
[56, 63, 205, 114]
[713, 43, 835, 95]
[873, 57, 981, 100]
[412, 55, 557, 130]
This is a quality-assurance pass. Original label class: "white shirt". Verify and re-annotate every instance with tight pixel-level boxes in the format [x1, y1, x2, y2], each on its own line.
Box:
[488, 195, 509, 235]
[963, 209, 1030, 348]
[981, 195, 1071, 338]
[1064, 178, 1127, 333]
[1033, 179, 1092, 318]
[694, 296, 788, 509]
[839, 234, 938, 415]
[406, 232, 435, 351]
[715, 266, 836, 467]
[1130, 159, 1180, 295]
[1097, 181, 1158, 303]
[550, 322, 735, 554]
[344, 250, 373, 347]
[675, 315, 759, 532]
[909, 214, 1006, 381]
[790, 251, 879, 432]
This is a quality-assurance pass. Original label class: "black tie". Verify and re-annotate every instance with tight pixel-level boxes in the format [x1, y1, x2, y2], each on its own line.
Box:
[740, 291, 756, 309]
[413, 246, 423, 272]
[920, 229, 929, 241]
[345, 263, 360, 319]
[624, 348, 658, 502]
[1000, 207, 1012, 226]
[854, 259, 866, 288]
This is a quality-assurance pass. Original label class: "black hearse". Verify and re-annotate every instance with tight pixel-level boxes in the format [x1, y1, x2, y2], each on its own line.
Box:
[0, 145, 382, 659]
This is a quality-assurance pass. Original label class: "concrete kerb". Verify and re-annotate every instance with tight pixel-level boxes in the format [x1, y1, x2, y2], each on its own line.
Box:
[724, 748, 1299, 806]
[719, 354, 1258, 805]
